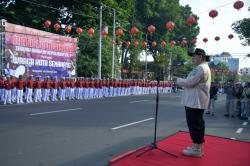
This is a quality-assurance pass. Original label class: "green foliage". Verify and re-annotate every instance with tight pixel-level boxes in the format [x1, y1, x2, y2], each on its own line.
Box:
[232, 7, 250, 46]
[1, 0, 199, 79]
[240, 74, 250, 82]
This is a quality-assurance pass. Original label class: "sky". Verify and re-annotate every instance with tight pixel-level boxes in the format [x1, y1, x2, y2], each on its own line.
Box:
[179, 0, 250, 56]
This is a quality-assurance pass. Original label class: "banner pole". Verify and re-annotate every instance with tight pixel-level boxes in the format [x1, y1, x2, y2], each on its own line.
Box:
[0, 19, 6, 76]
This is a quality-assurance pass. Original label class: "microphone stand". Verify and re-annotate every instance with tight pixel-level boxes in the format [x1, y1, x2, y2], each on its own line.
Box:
[136, 78, 178, 158]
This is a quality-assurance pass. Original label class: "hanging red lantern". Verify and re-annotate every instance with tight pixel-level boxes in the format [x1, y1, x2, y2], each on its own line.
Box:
[161, 41, 166, 47]
[170, 41, 175, 47]
[203, 38, 208, 43]
[76, 28, 83, 35]
[101, 27, 109, 36]
[186, 16, 196, 26]
[53, 23, 60, 31]
[147, 25, 156, 33]
[130, 26, 139, 36]
[166, 21, 174, 30]
[215, 36, 220, 41]
[192, 39, 197, 45]
[101, 30, 108, 36]
[118, 41, 123, 46]
[181, 39, 187, 46]
[233, 1, 244, 10]
[142, 41, 147, 47]
[65, 26, 72, 33]
[44, 20, 51, 28]
[152, 41, 157, 47]
[126, 41, 131, 47]
[209, 10, 218, 19]
[88, 28, 95, 36]
[228, 34, 234, 39]
[115, 29, 123, 37]
[111, 39, 115, 45]
[134, 41, 139, 47]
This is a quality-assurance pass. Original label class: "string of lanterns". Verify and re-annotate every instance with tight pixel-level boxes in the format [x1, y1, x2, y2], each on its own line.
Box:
[43, 0, 244, 47]
[211, 69, 243, 75]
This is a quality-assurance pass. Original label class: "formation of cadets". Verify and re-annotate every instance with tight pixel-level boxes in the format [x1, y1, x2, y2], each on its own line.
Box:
[0, 75, 173, 105]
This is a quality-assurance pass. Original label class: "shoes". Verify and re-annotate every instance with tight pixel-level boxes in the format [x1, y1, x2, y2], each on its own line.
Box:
[205, 111, 210, 115]
[183, 143, 204, 157]
[211, 112, 214, 116]
[224, 114, 229, 117]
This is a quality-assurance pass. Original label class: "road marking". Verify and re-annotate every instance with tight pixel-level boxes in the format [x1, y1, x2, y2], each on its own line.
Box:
[242, 122, 248, 126]
[129, 100, 149, 103]
[30, 108, 82, 116]
[111, 118, 154, 130]
[236, 128, 244, 134]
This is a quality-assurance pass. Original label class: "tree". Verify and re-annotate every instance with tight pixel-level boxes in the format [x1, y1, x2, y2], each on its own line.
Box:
[132, 0, 199, 79]
[1, 0, 200, 79]
[240, 74, 250, 82]
[1, 0, 133, 78]
[232, 7, 250, 46]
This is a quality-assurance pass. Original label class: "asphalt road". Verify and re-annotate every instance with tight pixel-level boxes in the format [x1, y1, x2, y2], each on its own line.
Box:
[0, 93, 249, 166]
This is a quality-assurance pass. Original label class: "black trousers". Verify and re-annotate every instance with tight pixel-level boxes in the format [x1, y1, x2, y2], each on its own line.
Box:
[185, 106, 205, 144]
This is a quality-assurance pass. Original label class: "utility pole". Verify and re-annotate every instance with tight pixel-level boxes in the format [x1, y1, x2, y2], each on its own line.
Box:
[0, 19, 6, 76]
[168, 52, 172, 81]
[98, 5, 103, 79]
[145, 33, 148, 80]
[111, 9, 116, 79]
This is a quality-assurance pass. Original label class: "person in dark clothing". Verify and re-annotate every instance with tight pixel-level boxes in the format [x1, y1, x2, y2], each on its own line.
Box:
[224, 81, 237, 118]
[235, 83, 243, 119]
[206, 82, 218, 116]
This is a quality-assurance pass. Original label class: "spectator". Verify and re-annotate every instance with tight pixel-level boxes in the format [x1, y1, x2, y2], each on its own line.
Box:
[206, 82, 218, 116]
[235, 83, 243, 119]
[240, 83, 249, 120]
[224, 81, 236, 118]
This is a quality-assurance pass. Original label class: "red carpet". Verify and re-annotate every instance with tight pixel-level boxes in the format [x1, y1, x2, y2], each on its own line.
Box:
[109, 131, 250, 166]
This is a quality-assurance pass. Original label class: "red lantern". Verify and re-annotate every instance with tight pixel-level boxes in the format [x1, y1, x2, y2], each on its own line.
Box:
[203, 38, 208, 43]
[54, 23, 60, 31]
[130, 26, 139, 36]
[192, 39, 197, 45]
[44, 20, 51, 28]
[161, 41, 166, 47]
[101, 27, 109, 36]
[186, 16, 196, 26]
[215, 36, 220, 42]
[148, 25, 156, 33]
[181, 39, 187, 46]
[115, 29, 123, 37]
[170, 41, 175, 47]
[233, 1, 244, 10]
[76, 28, 83, 35]
[209, 10, 218, 19]
[166, 21, 174, 30]
[228, 34, 234, 39]
[65, 26, 72, 33]
[126, 41, 131, 47]
[134, 41, 139, 47]
[142, 41, 147, 47]
[88, 28, 95, 36]
[118, 41, 123, 46]
[152, 41, 157, 47]
[111, 39, 115, 45]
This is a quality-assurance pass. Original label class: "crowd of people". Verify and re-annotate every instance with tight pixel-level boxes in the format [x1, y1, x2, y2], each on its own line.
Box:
[206, 81, 250, 120]
[0, 75, 173, 105]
